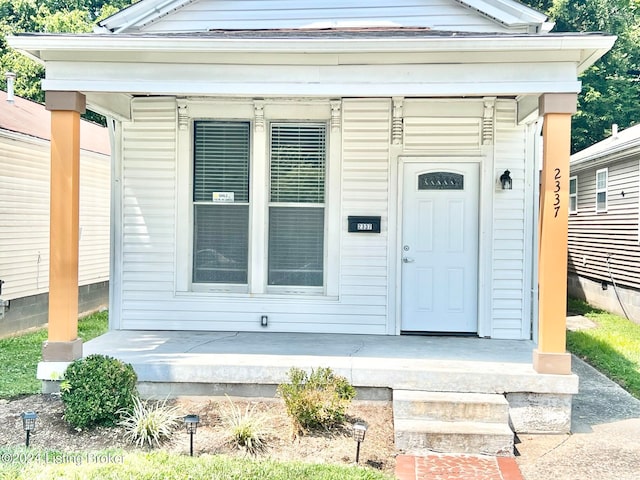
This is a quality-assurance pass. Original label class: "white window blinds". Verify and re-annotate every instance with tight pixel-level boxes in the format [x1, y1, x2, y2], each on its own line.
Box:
[268, 123, 326, 287]
[194, 121, 250, 202]
[270, 124, 326, 203]
[193, 121, 250, 284]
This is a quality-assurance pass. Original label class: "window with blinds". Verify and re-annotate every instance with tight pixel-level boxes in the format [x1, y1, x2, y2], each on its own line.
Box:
[268, 123, 326, 287]
[193, 121, 250, 284]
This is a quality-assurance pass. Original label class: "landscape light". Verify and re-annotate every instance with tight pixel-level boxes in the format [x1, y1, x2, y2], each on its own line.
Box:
[183, 414, 200, 456]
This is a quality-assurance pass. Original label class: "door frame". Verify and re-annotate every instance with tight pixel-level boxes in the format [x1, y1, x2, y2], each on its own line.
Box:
[393, 155, 492, 336]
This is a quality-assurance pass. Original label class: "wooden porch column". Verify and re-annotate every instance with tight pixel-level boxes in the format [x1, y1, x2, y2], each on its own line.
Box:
[534, 93, 577, 375]
[42, 91, 86, 362]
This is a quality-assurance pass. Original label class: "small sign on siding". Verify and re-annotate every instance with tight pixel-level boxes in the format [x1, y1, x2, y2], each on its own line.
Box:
[212, 192, 234, 203]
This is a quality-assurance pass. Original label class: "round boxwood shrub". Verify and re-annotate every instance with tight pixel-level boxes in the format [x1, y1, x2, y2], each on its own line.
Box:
[61, 354, 138, 429]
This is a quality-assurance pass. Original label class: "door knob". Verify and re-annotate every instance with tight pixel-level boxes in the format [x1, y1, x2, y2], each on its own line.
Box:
[402, 257, 415, 263]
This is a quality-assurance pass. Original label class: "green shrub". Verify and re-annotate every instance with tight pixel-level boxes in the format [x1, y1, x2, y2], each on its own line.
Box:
[221, 396, 270, 455]
[61, 354, 138, 429]
[277, 367, 356, 436]
[119, 396, 182, 447]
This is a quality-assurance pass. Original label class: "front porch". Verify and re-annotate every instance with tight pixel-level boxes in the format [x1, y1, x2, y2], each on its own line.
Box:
[68, 331, 576, 437]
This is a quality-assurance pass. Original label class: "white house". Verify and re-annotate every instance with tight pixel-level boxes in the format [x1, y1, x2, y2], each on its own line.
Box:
[0, 88, 110, 337]
[8, 0, 615, 376]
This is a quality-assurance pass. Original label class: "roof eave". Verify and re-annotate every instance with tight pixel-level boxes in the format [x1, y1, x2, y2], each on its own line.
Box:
[571, 137, 640, 170]
[7, 32, 617, 59]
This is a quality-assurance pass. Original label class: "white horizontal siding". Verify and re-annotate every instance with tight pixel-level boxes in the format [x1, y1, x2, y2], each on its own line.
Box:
[569, 157, 640, 289]
[340, 99, 391, 331]
[404, 117, 481, 151]
[118, 97, 391, 334]
[119, 97, 177, 323]
[0, 133, 110, 300]
[491, 100, 528, 339]
[141, 0, 511, 33]
[79, 152, 111, 286]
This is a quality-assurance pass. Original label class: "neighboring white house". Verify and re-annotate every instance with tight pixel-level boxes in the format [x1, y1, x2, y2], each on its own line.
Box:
[0, 90, 110, 337]
[568, 124, 640, 323]
[8, 0, 614, 343]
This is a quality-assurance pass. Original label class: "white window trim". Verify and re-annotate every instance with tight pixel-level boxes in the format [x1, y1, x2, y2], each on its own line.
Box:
[175, 98, 340, 298]
[569, 175, 578, 214]
[595, 168, 608, 213]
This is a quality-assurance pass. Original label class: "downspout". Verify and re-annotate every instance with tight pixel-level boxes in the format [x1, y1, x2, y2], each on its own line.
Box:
[531, 118, 543, 343]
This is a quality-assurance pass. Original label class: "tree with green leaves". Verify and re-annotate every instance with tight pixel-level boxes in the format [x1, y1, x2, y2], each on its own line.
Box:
[521, 0, 640, 152]
[0, 0, 132, 103]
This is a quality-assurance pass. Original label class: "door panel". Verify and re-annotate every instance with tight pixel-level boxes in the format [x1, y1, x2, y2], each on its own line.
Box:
[401, 162, 479, 333]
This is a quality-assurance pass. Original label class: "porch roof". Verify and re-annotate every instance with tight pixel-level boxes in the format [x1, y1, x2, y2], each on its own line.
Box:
[11, 31, 614, 75]
[7, 30, 615, 122]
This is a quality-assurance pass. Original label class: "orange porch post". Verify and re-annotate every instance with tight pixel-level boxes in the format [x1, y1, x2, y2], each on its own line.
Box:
[533, 93, 577, 375]
[42, 91, 85, 362]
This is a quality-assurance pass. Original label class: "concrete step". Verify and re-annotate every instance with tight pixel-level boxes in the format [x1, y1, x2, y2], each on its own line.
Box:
[393, 390, 509, 423]
[394, 419, 514, 456]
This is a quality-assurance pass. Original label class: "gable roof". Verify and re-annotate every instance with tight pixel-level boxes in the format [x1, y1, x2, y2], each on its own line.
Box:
[0, 91, 110, 155]
[98, 0, 549, 34]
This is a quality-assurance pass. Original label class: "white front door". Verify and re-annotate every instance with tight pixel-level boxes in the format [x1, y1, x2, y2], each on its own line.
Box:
[401, 162, 479, 333]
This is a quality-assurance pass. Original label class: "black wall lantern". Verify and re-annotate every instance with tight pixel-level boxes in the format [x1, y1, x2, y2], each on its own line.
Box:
[500, 170, 513, 190]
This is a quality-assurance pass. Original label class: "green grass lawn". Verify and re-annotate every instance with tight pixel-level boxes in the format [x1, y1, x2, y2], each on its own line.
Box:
[0, 448, 392, 480]
[0, 313, 391, 479]
[567, 298, 640, 399]
[0, 310, 108, 399]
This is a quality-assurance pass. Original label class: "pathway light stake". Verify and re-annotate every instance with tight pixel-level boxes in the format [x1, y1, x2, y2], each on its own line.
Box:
[352, 421, 368, 464]
[183, 414, 200, 456]
[21, 411, 37, 447]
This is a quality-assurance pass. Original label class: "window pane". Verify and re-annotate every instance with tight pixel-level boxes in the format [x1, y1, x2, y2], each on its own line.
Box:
[194, 121, 250, 202]
[569, 178, 577, 195]
[270, 124, 326, 203]
[268, 207, 324, 286]
[596, 171, 607, 190]
[597, 192, 607, 211]
[194, 205, 248, 283]
[569, 196, 577, 212]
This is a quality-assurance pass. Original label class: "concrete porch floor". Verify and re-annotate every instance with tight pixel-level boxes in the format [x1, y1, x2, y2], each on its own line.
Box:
[82, 331, 577, 404]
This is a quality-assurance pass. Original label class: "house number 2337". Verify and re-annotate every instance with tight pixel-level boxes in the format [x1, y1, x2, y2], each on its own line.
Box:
[553, 168, 561, 218]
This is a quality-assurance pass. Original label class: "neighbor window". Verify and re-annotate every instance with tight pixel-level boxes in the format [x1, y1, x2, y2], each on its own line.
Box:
[569, 176, 578, 214]
[596, 168, 608, 212]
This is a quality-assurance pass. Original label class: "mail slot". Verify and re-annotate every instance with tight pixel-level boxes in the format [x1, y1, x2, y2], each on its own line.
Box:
[348, 216, 381, 233]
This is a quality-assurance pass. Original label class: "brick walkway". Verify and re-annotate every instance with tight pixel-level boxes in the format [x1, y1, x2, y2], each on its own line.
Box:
[395, 454, 524, 480]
